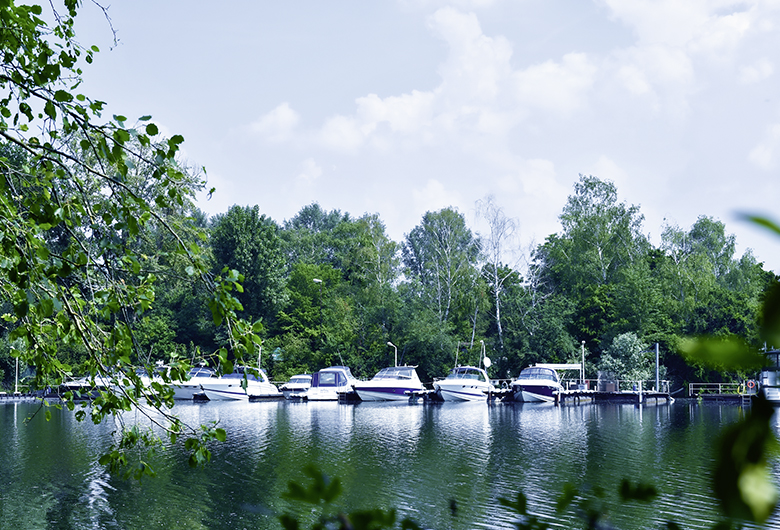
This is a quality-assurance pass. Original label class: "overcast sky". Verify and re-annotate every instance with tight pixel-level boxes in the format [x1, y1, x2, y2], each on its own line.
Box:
[75, 1, 780, 270]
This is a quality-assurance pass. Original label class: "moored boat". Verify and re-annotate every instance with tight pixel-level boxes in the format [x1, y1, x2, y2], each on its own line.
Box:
[200, 367, 281, 401]
[511, 365, 564, 403]
[759, 350, 780, 404]
[280, 374, 312, 399]
[353, 366, 424, 401]
[172, 366, 217, 400]
[307, 366, 357, 401]
[432, 366, 495, 402]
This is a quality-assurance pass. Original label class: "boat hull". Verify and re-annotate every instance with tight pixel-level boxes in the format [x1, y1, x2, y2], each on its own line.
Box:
[511, 382, 560, 403]
[761, 386, 780, 404]
[306, 387, 345, 401]
[434, 384, 490, 402]
[354, 387, 417, 401]
[201, 384, 250, 401]
[200, 375, 281, 401]
[281, 387, 310, 400]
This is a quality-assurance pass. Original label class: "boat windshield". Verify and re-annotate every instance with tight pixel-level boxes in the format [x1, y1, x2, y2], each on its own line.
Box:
[187, 367, 215, 378]
[373, 367, 416, 380]
[224, 368, 268, 383]
[289, 376, 311, 385]
[446, 367, 486, 382]
[314, 371, 344, 387]
[518, 367, 558, 382]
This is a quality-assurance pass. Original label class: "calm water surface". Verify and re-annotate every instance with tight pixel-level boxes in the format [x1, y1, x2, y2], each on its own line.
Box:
[1, 399, 779, 530]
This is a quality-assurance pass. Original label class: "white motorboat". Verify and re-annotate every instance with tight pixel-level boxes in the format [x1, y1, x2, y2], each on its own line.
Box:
[433, 366, 495, 402]
[511, 365, 564, 403]
[353, 366, 424, 401]
[759, 350, 780, 404]
[200, 367, 281, 401]
[172, 366, 216, 400]
[280, 374, 312, 399]
[306, 366, 358, 401]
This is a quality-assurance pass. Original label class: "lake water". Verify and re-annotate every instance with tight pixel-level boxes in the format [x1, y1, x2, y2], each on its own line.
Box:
[1, 399, 779, 530]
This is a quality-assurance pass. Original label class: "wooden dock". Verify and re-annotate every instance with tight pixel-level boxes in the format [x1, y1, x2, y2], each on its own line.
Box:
[487, 388, 673, 405]
[688, 382, 756, 406]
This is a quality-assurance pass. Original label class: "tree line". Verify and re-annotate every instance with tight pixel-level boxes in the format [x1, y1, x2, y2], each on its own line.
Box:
[3, 150, 772, 389]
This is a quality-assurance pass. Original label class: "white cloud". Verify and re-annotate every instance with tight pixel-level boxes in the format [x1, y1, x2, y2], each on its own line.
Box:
[412, 179, 463, 214]
[355, 90, 436, 135]
[428, 7, 513, 103]
[305, 6, 600, 155]
[739, 58, 774, 84]
[616, 64, 653, 96]
[609, 45, 695, 113]
[600, 0, 757, 56]
[513, 53, 597, 114]
[590, 155, 629, 189]
[319, 115, 365, 153]
[748, 123, 780, 169]
[297, 158, 323, 185]
[250, 103, 300, 142]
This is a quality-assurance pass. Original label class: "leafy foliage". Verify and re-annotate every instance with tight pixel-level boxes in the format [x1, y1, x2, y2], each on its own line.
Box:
[0, 0, 259, 472]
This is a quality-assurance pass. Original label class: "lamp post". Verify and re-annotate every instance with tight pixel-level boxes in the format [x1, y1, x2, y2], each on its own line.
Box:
[387, 341, 397, 367]
[581, 340, 585, 384]
[312, 278, 323, 335]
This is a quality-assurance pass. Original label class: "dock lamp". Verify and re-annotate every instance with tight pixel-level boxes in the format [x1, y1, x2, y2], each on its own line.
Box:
[387, 341, 397, 367]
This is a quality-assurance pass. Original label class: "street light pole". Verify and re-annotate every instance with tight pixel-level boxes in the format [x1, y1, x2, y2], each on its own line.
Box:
[312, 278, 323, 334]
[387, 341, 397, 367]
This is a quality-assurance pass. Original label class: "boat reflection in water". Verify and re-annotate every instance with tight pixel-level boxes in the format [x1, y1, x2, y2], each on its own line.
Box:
[432, 366, 495, 402]
[353, 366, 424, 401]
[2, 399, 779, 529]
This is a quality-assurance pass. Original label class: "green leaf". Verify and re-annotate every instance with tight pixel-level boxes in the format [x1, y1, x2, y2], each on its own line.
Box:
[740, 213, 780, 237]
[145, 123, 158, 136]
[53, 90, 73, 102]
[44, 100, 56, 120]
[215, 428, 227, 442]
[679, 337, 765, 371]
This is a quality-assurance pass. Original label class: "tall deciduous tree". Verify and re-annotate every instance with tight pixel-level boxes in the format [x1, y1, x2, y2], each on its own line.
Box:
[210, 205, 287, 328]
[538, 175, 650, 350]
[476, 195, 518, 350]
[402, 207, 481, 327]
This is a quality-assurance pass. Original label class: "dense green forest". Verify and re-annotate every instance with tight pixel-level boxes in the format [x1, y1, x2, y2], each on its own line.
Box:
[2, 136, 772, 389]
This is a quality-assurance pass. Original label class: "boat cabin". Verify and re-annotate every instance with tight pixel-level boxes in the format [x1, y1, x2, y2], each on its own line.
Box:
[372, 366, 419, 381]
[761, 350, 780, 387]
[445, 366, 489, 382]
[517, 366, 560, 383]
[311, 366, 355, 388]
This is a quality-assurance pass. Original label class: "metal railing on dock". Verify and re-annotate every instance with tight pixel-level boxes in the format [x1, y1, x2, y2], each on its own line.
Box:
[688, 382, 757, 403]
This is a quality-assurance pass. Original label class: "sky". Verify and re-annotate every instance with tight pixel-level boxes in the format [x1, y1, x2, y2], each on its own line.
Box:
[74, 0, 780, 271]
